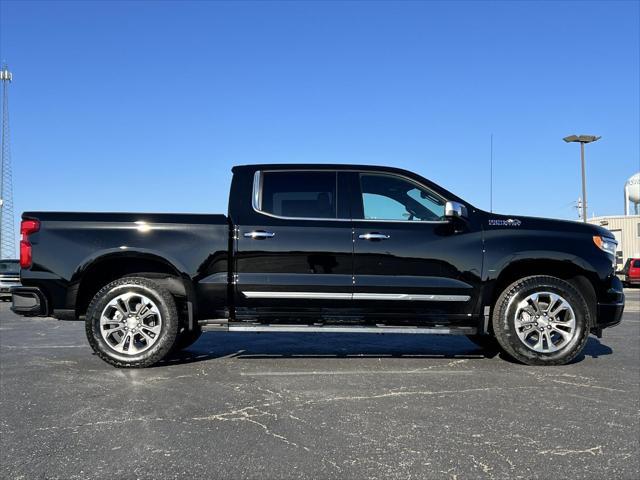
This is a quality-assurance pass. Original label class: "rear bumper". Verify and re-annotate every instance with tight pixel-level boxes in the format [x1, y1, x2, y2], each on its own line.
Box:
[594, 276, 624, 330]
[11, 287, 49, 316]
[0, 280, 21, 296]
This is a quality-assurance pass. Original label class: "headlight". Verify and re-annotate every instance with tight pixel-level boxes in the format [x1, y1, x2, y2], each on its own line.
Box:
[593, 235, 617, 256]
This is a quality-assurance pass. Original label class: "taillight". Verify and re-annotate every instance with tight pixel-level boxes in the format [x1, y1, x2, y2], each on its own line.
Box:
[21, 220, 40, 236]
[20, 219, 40, 269]
[19, 241, 32, 269]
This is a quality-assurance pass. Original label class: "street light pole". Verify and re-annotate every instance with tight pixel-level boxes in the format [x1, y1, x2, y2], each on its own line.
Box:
[563, 135, 601, 222]
[580, 141, 586, 222]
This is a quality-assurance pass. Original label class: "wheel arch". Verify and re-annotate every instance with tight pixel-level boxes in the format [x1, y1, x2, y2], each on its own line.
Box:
[486, 259, 598, 327]
[72, 250, 195, 319]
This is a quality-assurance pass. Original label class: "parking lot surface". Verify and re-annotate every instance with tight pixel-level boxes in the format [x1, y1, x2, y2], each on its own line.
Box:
[1, 290, 639, 480]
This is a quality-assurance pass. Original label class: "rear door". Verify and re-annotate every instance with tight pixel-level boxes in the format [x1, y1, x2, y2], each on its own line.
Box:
[234, 169, 354, 319]
[350, 171, 483, 323]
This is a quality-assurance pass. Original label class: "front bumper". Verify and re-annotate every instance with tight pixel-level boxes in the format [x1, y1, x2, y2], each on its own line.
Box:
[11, 287, 49, 316]
[594, 275, 624, 330]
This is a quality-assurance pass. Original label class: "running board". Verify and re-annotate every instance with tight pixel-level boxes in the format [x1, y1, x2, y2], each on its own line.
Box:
[201, 322, 476, 335]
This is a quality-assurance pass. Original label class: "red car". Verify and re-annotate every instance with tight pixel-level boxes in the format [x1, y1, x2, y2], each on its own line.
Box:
[622, 258, 640, 287]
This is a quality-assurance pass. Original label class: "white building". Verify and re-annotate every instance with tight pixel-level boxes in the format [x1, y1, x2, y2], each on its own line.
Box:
[588, 215, 640, 270]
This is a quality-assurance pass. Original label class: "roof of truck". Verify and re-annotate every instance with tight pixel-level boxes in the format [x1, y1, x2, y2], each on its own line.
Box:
[232, 163, 419, 175]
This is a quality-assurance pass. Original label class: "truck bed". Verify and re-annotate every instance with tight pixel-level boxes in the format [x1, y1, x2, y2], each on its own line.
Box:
[20, 211, 230, 319]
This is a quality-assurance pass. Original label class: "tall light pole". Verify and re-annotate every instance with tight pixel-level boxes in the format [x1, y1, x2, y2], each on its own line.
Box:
[1, 65, 16, 259]
[563, 134, 601, 222]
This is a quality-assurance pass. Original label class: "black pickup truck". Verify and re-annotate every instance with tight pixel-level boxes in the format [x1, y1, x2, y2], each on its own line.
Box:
[12, 164, 623, 367]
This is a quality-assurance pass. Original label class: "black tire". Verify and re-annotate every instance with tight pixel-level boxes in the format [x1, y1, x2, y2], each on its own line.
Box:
[85, 277, 179, 368]
[492, 275, 591, 366]
[171, 325, 203, 352]
[466, 334, 500, 351]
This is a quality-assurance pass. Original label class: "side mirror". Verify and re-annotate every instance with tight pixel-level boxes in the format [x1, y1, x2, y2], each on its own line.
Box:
[445, 201, 468, 219]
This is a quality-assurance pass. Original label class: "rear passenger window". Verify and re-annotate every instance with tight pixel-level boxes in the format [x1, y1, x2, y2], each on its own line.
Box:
[259, 171, 337, 219]
[633, 260, 640, 268]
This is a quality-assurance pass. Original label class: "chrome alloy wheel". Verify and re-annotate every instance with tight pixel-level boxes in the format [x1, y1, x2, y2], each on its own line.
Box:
[513, 291, 576, 353]
[99, 292, 163, 355]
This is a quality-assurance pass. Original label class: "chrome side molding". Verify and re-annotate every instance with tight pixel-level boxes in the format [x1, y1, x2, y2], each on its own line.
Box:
[242, 291, 352, 300]
[352, 293, 470, 302]
[242, 291, 470, 302]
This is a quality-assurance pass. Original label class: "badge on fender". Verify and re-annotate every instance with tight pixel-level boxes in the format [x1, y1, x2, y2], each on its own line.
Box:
[488, 218, 522, 227]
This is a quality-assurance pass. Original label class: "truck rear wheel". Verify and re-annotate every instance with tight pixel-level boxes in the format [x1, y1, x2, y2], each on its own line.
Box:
[85, 277, 178, 368]
[492, 275, 590, 366]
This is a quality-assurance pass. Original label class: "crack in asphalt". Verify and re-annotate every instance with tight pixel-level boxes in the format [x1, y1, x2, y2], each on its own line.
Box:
[537, 445, 604, 456]
[192, 406, 311, 452]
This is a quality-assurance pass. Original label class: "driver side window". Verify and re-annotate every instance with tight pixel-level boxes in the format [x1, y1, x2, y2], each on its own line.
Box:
[360, 173, 445, 221]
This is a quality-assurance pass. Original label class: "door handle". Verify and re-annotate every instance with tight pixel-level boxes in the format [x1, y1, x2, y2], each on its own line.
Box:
[358, 232, 390, 240]
[244, 230, 276, 239]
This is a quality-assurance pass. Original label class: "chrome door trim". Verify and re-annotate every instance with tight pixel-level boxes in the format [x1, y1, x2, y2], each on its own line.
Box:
[252, 170, 263, 211]
[250, 170, 451, 224]
[242, 291, 352, 300]
[242, 291, 470, 301]
[352, 218, 448, 224]
[352, 293, 470, 302]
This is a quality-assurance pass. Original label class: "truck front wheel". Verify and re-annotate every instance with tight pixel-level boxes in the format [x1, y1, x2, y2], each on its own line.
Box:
[492, 275, 590, 366]
[85, 277, 179, 368]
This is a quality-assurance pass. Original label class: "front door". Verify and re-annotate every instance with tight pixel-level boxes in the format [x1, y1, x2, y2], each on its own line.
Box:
[350, 171, 483, 324]
[234, 169, 354, 321]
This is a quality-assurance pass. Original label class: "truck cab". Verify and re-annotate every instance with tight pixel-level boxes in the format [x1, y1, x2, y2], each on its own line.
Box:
[229, 165, 483, 327]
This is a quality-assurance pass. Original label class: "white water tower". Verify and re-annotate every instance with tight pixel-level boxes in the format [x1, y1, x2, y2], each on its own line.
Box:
[625, 172, 640, 215]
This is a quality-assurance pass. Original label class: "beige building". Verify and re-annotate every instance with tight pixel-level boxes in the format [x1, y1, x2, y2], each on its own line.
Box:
[588, 215, 640, 270]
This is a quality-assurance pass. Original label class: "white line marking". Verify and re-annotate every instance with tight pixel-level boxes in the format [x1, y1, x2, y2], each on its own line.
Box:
[241, 370, 473, 376]
[1, 345, 86, 349]
[218, 350, 246, 359]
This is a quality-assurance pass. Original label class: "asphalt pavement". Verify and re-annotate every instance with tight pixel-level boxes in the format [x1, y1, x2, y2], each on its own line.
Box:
[1, 290, 639, 480]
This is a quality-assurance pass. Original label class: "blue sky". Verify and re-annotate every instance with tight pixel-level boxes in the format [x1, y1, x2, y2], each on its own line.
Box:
[1, 0, 638, 231]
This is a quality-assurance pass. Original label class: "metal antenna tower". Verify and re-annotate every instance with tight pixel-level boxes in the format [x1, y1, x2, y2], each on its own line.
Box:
[0, 65, 16, 259]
